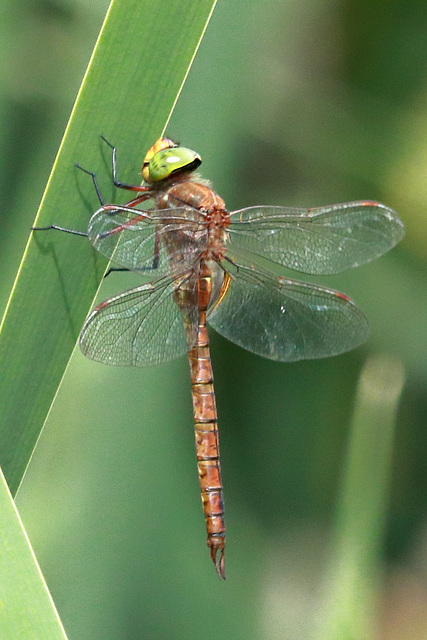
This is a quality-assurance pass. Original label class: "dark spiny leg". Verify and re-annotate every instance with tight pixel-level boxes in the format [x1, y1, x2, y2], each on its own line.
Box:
[75, 164, 105, 204]
[104, 267, 130, 277]
[32, 225, 87, 236]
[100, 135, 152, 194]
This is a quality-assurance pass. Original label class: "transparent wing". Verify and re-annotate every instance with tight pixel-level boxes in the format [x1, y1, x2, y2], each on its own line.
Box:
[227, 201, 405, 275]
[79, 274, 199, 366]
[207, 262, 368, 361]
[88, 204, 207, 276]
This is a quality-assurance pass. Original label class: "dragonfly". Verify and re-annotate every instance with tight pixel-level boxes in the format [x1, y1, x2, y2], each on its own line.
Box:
[34, 136, 405, 579]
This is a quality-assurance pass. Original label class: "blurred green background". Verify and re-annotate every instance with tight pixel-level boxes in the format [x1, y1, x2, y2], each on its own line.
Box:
[1, 0, 427, 639]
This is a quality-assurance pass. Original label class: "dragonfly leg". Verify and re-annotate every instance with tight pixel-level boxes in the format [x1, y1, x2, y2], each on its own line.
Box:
[75, 163, 105, 204]
[104, 257, 158, 278]
[104, 267, 130, 278]
[33, 141, 152, 243]
[100, 135, 152, 194]
[95, 200, 160, 272]
[223, 254, 239, 272]
[32, 224, 87, 236]
[104, 230, 158, 276]
[32, 163, 103, 235]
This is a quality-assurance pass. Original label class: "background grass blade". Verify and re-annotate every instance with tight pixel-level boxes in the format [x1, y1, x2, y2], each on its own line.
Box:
[0, 466, 68, 639]
[314, 354, 405, 640]
[0, 0, 217, 495]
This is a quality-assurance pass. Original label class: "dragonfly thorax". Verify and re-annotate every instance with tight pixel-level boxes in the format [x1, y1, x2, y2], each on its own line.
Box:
[160, 181, 225, 212]
[159, 181, 230, 262]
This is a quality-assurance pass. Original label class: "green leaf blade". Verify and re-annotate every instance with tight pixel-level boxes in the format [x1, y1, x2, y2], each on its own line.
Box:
[0, 467, 68, 639]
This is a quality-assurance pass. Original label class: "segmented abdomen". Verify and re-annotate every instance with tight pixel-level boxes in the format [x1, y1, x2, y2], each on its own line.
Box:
[188, 271, 226, 579]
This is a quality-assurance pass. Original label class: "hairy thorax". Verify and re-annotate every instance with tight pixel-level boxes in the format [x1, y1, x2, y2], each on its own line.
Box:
[158, 179, 230, 262]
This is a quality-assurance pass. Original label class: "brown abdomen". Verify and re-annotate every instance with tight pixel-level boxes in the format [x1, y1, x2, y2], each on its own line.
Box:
[188, 268, 226, 579]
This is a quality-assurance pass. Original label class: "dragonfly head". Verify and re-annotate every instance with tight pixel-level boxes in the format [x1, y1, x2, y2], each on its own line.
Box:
[142, 137, 202, 183]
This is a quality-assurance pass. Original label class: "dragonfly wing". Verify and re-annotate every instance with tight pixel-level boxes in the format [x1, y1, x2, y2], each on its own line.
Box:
[88, 205, 206, 276]
[208, 263, 368, 361]
[79, 274, 199, 366]
[228, 201, 405, 274]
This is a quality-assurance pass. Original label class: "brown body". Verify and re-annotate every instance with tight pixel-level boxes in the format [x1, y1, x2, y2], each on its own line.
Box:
[159, 179, 229, 579]
[91, 168, 230, 578]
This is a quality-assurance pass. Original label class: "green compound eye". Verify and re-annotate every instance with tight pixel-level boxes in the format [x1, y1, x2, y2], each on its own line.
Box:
[147, 147, 201, 182]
